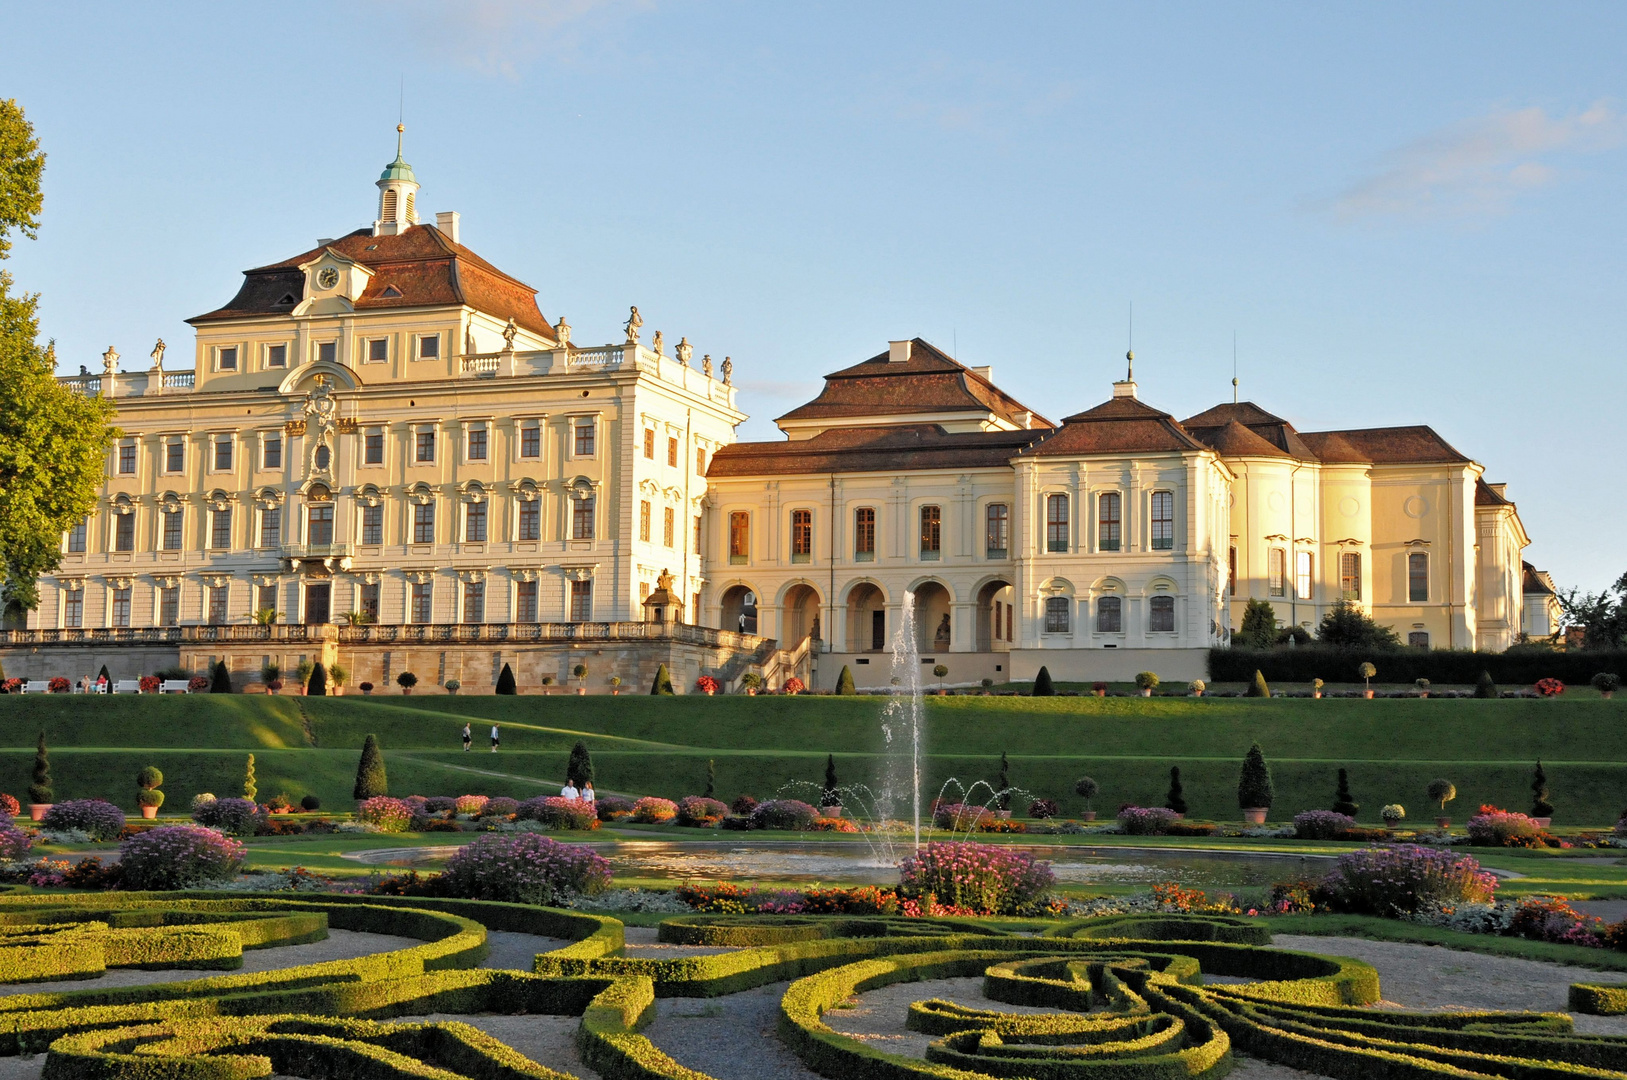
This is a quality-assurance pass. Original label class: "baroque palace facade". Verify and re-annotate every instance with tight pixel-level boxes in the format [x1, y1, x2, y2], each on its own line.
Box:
[0, 139, 1557, 690]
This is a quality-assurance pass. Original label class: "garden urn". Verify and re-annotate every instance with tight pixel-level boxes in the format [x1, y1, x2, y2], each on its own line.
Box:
[1435, 816, 1451, 829]
[1531, 816, 1551, 828]
[28, 804, 50, 822]
[705, 689, 714, 696]
[1140, 688, 1152, 697]
[140, 805, 158, 820]
[1362, 690, 1374, 699]
[576, 687, 586, 696]
[822, 805, 842, 818]
[998, 809, 1012, 819]
[1093, 689, 1105, 698]
[1081, 811, 1097, 822]
[746, 688, 756, 696]
[1312, 690, 1321, 699]
[1242, 808, 1268, 825]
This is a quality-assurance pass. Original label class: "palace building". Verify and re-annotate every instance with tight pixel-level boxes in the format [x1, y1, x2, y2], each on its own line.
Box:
[0, 138, 1557, 691]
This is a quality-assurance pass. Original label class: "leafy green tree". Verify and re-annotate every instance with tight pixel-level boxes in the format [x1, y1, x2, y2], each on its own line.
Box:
[26, 731, 50, 804]
[1073, 776, 1099, 812]
[1237, 599, 1278, 649]
[567, 740, 594, 787]
[0, 100, 117, 611]
[1316, 600, 1401, 648]
[1165, 766, 1187, 814]
[210, 660, 232, 694]
[650, 663, 674, 695]
[243, 754, 258, 801]
[306, 662, 327, 697]
[1237, 743, 1273, 810]
[1558, 574, 1627, 650]
[836, 665, 856, 695]
[1333, 768, 1359, 816]
[495, 662, 517, 695]
[1031, 666, 1055, 696]
[353, 736, 386, 799]
[1427, 778, 1456, 812]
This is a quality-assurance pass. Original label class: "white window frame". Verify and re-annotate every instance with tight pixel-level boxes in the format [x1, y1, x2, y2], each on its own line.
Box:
[464, 423, 489, 464]
[569, 415, 598, 460]
[210, 434, 235, 474]
[314, 340, 338, 365]
[1043, 595, 1071, 635]
[215, 345, 239, 372]
[364, 337, 390, 365]
[415, 333, 440, 361]
[264, 342, 289, 369]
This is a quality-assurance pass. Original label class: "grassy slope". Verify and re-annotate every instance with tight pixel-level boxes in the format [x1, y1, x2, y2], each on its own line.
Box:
[2, 694, 1625, 823]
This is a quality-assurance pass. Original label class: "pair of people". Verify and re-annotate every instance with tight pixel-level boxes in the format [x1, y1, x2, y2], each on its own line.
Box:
[461, 724, 500, 752]
[560, 780, 596, 803]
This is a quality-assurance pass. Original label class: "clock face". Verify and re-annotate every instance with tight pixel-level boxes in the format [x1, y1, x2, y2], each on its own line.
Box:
[317, 267, 340, 289]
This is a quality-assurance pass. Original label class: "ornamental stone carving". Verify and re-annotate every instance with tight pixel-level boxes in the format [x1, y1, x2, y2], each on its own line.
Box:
[302, 376, 339, 481]
[721, 356, 732, 385]
[502, 318, 518, 351]
[624, 306, 642, 343]
[510, 567, 541, 583]
[153, 575, 182, 590]
[555, 316, 571, 345]
[404, 569, 435, 585]
[104, 575, 133, 590]
[562, 564, 597, 582]
[456, 568, 488, 584]
[56, 577, 85, 592]
[652, 330, 664, 356]
[677, 337, 693, 366]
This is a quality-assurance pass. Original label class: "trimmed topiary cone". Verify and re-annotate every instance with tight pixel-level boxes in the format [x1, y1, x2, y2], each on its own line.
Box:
[567, 740, 595, 787]
[306, 662, 328, 698]
[1247, 670, 1271, 698]
[495, 663, 517, 695]
[1238, 742, 1274, 820]
[27, 732, 52, 818]
[1032, 667, 1055, 696]
[353, 735, 387, 800]
[836, 665, 856, 695]
[650, 664, 674, 695]
[1333, 767, 1359, 817]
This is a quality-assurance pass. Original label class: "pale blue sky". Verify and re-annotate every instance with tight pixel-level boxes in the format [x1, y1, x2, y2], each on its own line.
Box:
[4, 2, 1623, 590]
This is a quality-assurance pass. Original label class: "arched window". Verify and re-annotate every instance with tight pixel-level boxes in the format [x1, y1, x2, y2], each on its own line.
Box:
[1044, 596, 1070, 634]
[381, 189, 398, 219]
[1096, 595, 1123, 633]
[1046, 494, 1069, 553]
[1149, 595, 1175, 633]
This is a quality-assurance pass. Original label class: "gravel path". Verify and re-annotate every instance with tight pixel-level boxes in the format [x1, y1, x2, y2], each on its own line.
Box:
[481, 931, 573, 971]
[643, 981, 822, 1080]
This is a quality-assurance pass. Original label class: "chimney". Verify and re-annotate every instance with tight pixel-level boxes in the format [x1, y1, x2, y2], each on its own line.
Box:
[436, 211, 461, 244]
[970, 365, 993, 382]
[887, 340, 912, 364]
[1488, 482, 1507, 498]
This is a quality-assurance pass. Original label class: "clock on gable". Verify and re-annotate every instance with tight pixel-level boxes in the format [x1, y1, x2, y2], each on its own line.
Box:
[317, 267, 340, 290]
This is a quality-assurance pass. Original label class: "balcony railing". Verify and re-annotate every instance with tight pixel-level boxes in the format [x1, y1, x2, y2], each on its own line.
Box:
[0, 624, 314, 647]
[162, 371, 195, 390]
[281, 543, 350, 560]
[461, 353, 501, 376]
[338, 621, 766, 649]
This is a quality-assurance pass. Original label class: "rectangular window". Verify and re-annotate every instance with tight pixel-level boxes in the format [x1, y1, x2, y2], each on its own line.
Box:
[266, 343, 287, 368]
[466, 427, 487, 461]
[255, 584, 277, 620]
[515, 580, 538, 622]
[415, 429, 435, 463]
[572, 496, 595, 540]
[520, 423, 540, 459]
[643, 428, 655, 459]
[260, 507, 281, 548]
[639, 500, 651, 543]
[63, 591, 82, 628]
[361, 504, 383, 545]
[211, 508, 232, 550]
[464, 502, 487, 543]
[118, 442, 137, 475]
[1098, 492, 1122, 551]
[262, 434, 282, 470]
[67, 519, 86, 553]
[919, 504, 941, 560]
[1044, 596, 1070, 634]
[1408, 552, 1429, 603]
[165, 439, 184, 473]
[463, 581, 485, 623]
[162, 509, 183, 551]
[694, 515, 703, 555]
[993, 600, 1003, 640]
[1228, 546, 1237, 596]
[667, 436, 678, 467]
[1268, 548, 1286, 597]
[111, 587, 131, 628]
[359, 583, 379, 622]
[1096, 595, 1122, 633]
[317, 342, 336, 364]
[307, 504, 334, 546]
[417, 335, 439, 360]
[1150, 594, 1176, 633]
[663, 506, 675, 549]
[1150, 491, 1175, 551]
[790, 509, 811, 562]
[855, 507, 876, 560]
[214, 436, 233, 472]
[569, 579, 593, 622]
[410, 582, 432, 623]
[574, 420, 595, 457]
[1340, 552, 1361, 601]
[729, 512, 749, 564]
[1408, 631, 1430, 648]
[159, 587, 179, 627]
[986, 503, 1008, 558]
[518, 500, 540, 541]
[413, 503, 435, 544]
[114, 513, 135, 552]
[364, 430, 384, 465]
[368, 338, 388, 363]
[696, 447, 707, 473]
[218, 346, 238, 371]
[1046, 494, 1069, 553]
[207, 586, 227, 624]
[1295, 551, 1313, 601]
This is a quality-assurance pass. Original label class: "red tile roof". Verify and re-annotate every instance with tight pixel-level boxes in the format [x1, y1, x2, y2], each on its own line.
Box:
[1181, 402, 1319, 458]
[187, 226, 557, 340]
[708, 424, 1044, 477]
[1475, 479, 1511, 506]
[1522, 562, 1555, 596]
[1018, 396, 1208, 457]
[1300, 425, 1469, 465]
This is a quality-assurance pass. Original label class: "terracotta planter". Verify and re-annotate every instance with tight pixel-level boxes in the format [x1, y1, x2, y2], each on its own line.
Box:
[402, 688, 413, 695]
[1242, 808, 1268, 825]
[1193, 690, 1204, 697]
[1312, 691, 1322, 699]
[1435, 816, 1452, 829]
[140, 805, 158, 820]
[1604, 691, 1615, 700]
[28, 804, 50, 822]
[746, 688, 756, 696]
[997, 809, 1012, 819]
[1140, 688, 1152, 697]
[705, 689, 714, 696]
[1082, 810, 1098, 821]
[1093, 690, 1105, 698]
[821, 806, 842, 818]
[1418, 691, 1429, 699]
[577, 687, 586, 696]
[1362, 690, 1374, 699]
[362, 689, 372, 696]
[271, 807, 291, 815]
[1531, 816, 1552, 828]
[611, 688, 621, 695]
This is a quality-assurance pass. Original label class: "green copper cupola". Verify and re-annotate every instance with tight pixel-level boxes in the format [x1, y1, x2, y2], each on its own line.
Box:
[373, 124, 420, 236]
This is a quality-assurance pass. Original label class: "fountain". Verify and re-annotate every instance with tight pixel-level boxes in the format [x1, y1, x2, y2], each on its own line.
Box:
[880, 589, 924, 849]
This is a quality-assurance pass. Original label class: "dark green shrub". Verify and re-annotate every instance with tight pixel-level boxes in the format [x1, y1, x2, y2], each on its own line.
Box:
[821, 754, 840, 808]
[995, 752, 1011, 811]
[300, 794, 321, 811]
[836, 665, 856, 695]
[354, 735, 387, 800]
[1165, 767, 1187, 814]
[650, 663, 674, 695]
[1475, 670, 1499, 698]
[210, 660, 232, 694]
[1248, 669, 1271, 697]
[1238, 743, 1273, 809]
[1531, 760, 1553, 818]
[704, 758, 717, 798]
[1238, 598, 1278, 648]
[567, 740, 594, 787]
[27, 732, 52, 805]
[1332, 768, 1358, 816]
[1031, 666, 1054, 696]
[307, 662, 328, 697]
[495, 663, 517, 695]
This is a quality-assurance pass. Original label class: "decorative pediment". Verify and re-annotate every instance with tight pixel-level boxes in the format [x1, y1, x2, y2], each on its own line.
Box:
[104, 575, 133, 590]
[355, 484, 383, 509]
[254, 488, 286, 510]
[509, 479, 541, 502]
[153, 574, 182, 589]
[158, 491, 184, 511]
[204, 490, 234, 512]
[568, 477, 596, 501]
[404, 569, 435, 585]
[458, 480, 488, 504]
[251, 573, 283, 588]
[405, 483, 435, 507]
[55, 577, 85, 592]
[456, 568, 488, 584]
[199, 573, 232, 588]
[109, 494, 136, 514]
[561, 564, 597, 582]
[354, 570, 382, 585]
[510, 567, 541, 583]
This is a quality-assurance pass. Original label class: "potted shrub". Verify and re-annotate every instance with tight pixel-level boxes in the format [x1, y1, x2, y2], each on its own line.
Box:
[328, 663, 348, 697]
[1091, 681, 1107, 698]
[933, 664, 949, 694]
[980, 678, 993, 694]
[261, 662, 281, 695]
[136, 766, 164, 820]
[742, 671, 763, 696]
[1238, 742, 1273, 824]
[445, 678, 461, 695]
[1381, 803, 1406, 828]
[1415, 677, 1431, 699]
[396, 671, 418, 696]
[820, 754, 842, 818]
[295, 659, 314, 695]
[573, 663, 588, 695]
[1311, 677, 1324, 700]
[27, 733, 52, 821]
[1188, 679, 1205, 697]
[696, 675, 719, 696]
[1358, 662, 1376, 698]
[1427, 778, 1456, 829]
[609, 676, 622, 696]
[359, 681, 374, 696]
[1135, 671, 1159, 697]
[265, 793, 292, 815]
[541, 675, 555, 695]
[1592, 672, 1620, 700]
[1529, 760, 1553, 827]
[1074, 776, 1099, 821]
[1165, 766, 1187, 817]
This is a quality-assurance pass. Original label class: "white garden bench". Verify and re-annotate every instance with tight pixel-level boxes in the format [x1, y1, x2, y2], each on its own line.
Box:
[159, 680, 191, 694]
[113, 680, 141, 694]
[22, 681, 50, 694]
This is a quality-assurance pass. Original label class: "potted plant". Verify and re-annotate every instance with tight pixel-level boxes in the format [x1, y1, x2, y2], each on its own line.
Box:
[1381, 803, 1406, 828]
[1188, 679, 1205, 697]
[1135, 671, 1159, 697]
[1427, 778, 1456, 829]
[609, 676, 622, 696]
[980, 678, 993, 695]
[933, 664, 948, 694]
[1592, 672, 1620, 700]
[742, 671, 763, 696]
[1091, 681, 1107, 698]
[784, 676, 806, 695]
[136, 766, 164, 820]
[1074, 776, 1099, 821]
[328, 663, 348, 697]
[1311, 677, 1324, 700]
[1238, 742, 1273, 824]
[295, 659, 314, 696]
[265, 793, 292, 815]
[261, 662, 281, 695]
[541, 675, 555, 695]
[1358, 662, 1376, 698]
[1414, 677, 1430, 699]
[396, 671, 418, 696]
[1536, 678, 1565, 697]
[573, 663, 588, 695]
[696, 675, 719, 696]
[359, 681, 374, 696]
[444, 678, 461, 695]
[27, 733, 52, 821]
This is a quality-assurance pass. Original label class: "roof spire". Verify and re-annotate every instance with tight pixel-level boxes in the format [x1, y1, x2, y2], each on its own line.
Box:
[374, 124, 420, 236]
[1113, 301, 1138, 399]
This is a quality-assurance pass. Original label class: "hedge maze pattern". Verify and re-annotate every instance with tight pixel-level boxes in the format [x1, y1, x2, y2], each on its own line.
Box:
[0, 895, 1620, 1080]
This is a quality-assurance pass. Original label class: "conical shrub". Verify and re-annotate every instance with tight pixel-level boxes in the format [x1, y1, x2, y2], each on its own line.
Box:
[1032, 667, 1055, 696]
[353, 736, 387, 800]
[650, 664, 674, 695]
[836, 666, 856, 695]
[496, 663, 517, 695]
[306, 662, 327, 697]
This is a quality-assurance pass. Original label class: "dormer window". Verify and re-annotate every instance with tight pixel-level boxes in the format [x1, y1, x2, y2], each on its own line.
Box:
[275, 294, 296, 306]
[380, 284, 402, 298]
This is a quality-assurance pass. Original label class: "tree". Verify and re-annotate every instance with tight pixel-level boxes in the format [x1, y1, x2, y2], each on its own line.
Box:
[0, 100, 118, 611]
[26, 731, 50, 805]
[495, 663, 517, 695]
[1031, 666, 1055, 696]
[1333, 768, 1359, 816]
[137, 765, 164, 810]
[1073, 776, 1099, 812]
[1316, 600, 1401, 648]
[210, 660, 232, 694]
[567, 740, 594, 787]
[1238, 743, 1273, 809]
[822, 754, 840, 808]
[650, 663, 674, 695]
[243, 754, 258, 801]
[396, 671, 417, 694]
[704, 758, 716, 798]
[1531, 760, 1553, 818]
[1237, 599, 1278, 649]
[1247, 670, 1271, 698]
[353, 736, 386, 799]
[1165, 766, 1187, 814]
[1426, 778, 1456, 812]
[995, 751, 1011, 811]
[1557, 573, 1627, 650]
[1474, 671, 1499, 699]
[306, 662, 327, 697]
[836, 665, 856, 695]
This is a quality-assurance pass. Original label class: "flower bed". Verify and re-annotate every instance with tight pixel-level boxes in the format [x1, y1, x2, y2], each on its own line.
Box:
[630, 796, 678, 824]
[438, 833, 611, 905]
[119, 824, 245, 889]
[356, 796, 414, 833]
[897, 840, 1054, 915]
[594, 795, 635, 822]
[1293, 810, 1356, 840]
[1467, 805, 1553, 848]
[676, 796, 729, 827]
[1117, 806, 1178, 836]
[42, 799, 126, 841]
[1321, 843, 1497, 915]
[453, 795, 488, 816]
[192, 797, 262, 835]
[517, 796, 599, 831]
[480, 797, 519, 818]
[932, 803, 991, 831]
[750, 799, 819, 831]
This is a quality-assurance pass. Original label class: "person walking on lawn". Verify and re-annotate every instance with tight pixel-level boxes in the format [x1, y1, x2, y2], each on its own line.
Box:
[461, 723, 472, 752]
[490, 724, 500, 752]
